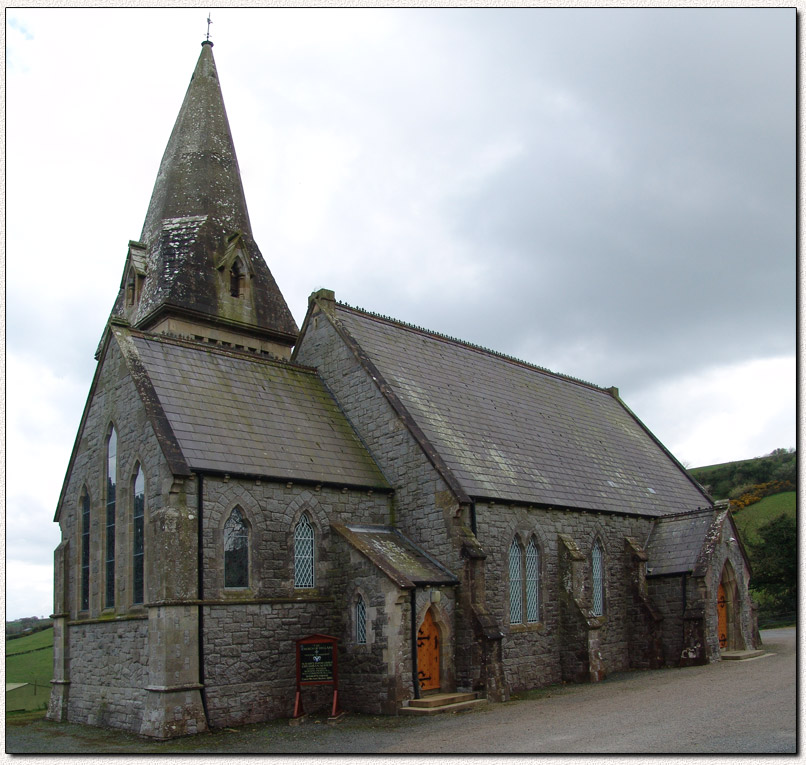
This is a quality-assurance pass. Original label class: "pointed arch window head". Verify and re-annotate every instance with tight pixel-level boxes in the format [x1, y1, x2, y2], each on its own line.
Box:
[508, 538, 523, 624]
[224, 506, 249, 588]
[132, 466, 145, 605]
[591, 540, 604, 617]
[355, 594, 367, 644]
[294, 514, 315, 589]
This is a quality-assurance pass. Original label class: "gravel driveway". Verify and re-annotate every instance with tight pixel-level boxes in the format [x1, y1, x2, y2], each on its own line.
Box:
[5, 627, 796, 755]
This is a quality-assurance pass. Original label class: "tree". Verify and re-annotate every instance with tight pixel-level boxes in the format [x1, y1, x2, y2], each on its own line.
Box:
[749, 514, 797, 614]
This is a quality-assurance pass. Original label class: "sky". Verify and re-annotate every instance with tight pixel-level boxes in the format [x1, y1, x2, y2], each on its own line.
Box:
[5, 8, 796, 621]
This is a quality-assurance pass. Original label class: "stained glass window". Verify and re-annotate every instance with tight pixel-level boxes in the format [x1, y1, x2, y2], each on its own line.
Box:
[224, 507, 249, 588]
[525, 539, 539, 623]
[356, 594, 366, 644]
[294, 514, 315, 588]
[509, 538, 523, 624]
[81, 489, 90, 611]
[105, 427, 117, 609]
[592, 540, 604, 616]
[133, 466, 145, 604]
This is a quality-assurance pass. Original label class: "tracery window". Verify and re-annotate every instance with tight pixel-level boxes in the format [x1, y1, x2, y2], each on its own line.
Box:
[508, 538, 523, 624]
[591, 540, 604, 617]
[294, 514, 315, 589]
[355, 594, 367, 644]
[525, 538, 540, 624]
[132, 466, 145, 604]
[105, 427, 117, 609]
[224, 506, 249, 588]
[80, 488, 90, 611]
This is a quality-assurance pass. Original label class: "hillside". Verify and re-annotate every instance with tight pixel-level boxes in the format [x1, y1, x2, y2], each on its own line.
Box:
[6, 627, 54, 713]
[690, 448, 796, 500]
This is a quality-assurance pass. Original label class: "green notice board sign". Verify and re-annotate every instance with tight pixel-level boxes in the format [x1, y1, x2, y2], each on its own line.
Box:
[299, 641, 334, 683]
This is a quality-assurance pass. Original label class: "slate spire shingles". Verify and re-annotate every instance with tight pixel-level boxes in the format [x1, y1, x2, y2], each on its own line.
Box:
[140, 41, 250, 246]
[107, 41, 298, 348]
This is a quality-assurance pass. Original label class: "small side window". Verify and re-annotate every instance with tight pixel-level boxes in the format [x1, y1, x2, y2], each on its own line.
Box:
[224, 507, 249, 588]
[355, 594, 367, 644]
[591, 540, 605, 616]
[294, 514, 315, 589]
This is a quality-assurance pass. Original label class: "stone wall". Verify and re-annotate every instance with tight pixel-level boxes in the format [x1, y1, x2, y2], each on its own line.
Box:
[648, 574, 686, 665]
[294, 307, 462, 570]
[64, 617, 149, 731]
[197, 476, 393, 725]
[475, 501, 655, 693]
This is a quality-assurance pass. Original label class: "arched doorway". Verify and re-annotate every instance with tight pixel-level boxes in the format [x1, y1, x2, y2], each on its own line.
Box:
[417, 608, 440, 692]
[717, 562, 744, 652]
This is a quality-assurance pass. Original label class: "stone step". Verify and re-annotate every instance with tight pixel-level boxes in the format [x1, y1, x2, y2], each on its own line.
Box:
[721, 649, 766, 661]
[401, 692, 486, 715]
[408, 692, 478, 709]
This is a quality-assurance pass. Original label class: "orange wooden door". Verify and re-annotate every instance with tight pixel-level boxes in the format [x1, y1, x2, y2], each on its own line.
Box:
[717, 582, 728, 649]
[417, 609, 440, 692]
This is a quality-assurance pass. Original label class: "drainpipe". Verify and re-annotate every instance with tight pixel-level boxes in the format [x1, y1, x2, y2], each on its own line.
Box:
[410, 588, 420, 700]
[469, 501, 477, 537]
[197, 474, 210, 726]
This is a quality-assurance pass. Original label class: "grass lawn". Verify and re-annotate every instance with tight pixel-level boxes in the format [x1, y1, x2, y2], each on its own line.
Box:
[6, 628, 54, 712]
[732, 491, 796, 546]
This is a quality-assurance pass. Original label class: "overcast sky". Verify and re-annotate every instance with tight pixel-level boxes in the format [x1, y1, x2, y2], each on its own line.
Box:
[6, 8, 795, 620]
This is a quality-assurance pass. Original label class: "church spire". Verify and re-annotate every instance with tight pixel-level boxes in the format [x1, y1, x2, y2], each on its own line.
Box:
[140, 40, 251, 248]
[105, 41, 299, 358]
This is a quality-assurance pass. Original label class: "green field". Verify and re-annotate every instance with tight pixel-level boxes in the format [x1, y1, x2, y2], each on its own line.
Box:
[6, 627, 54, 713]
[732, 491, 796, 547]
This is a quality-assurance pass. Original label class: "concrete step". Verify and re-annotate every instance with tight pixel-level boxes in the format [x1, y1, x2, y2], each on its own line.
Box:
[401, 692, 486, 715]
[721, 649, 766, 661]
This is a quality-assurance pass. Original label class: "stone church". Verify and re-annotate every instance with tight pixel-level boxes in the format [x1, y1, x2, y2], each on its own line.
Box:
[48, 41, 759, 739]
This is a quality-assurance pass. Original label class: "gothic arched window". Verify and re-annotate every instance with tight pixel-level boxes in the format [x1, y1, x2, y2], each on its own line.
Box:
[355, 594, 367, 644]
[525, 538, 540, 624]
[508, 538, 523, 624]
[224, 506, 249, 588]
[132, 465, 145, 605]
[105, 426, 117, 609]
[294, 514, 315, 589]
[591, 540, 605, 616]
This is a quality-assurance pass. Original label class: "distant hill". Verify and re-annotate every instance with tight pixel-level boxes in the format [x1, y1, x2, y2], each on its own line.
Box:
[689, 448, 796, 500]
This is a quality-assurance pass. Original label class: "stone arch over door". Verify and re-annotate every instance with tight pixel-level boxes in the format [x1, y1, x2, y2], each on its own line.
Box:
[717, 560, 744, 652]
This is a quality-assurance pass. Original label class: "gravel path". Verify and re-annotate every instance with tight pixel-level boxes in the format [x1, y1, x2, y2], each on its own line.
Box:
[5, 627, 796, 755]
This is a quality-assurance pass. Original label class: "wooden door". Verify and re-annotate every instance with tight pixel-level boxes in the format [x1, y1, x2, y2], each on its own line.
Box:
[417, 609, 440, 692]
[717, 581, 728, 649]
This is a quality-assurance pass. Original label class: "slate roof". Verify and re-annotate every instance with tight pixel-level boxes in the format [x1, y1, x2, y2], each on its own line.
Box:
[120, 330, 389, 489]
[332, 524, 458, 589]
[644, 509, 717, 576]
[329, 303, 710, 517]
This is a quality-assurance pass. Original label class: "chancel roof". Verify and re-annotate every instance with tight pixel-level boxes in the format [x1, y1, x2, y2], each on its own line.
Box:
[328, 303, 711, 517]
[116, 328, 389, 489]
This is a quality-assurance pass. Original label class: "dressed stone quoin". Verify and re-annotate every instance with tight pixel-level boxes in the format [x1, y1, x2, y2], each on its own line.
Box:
[48, 40, 760, 739]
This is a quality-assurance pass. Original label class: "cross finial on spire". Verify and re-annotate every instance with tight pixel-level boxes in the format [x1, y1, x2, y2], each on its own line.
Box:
[206, 13, 213, 42]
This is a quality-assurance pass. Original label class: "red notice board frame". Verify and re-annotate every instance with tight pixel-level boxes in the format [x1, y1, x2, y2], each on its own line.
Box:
[293, 634, 341, 719]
